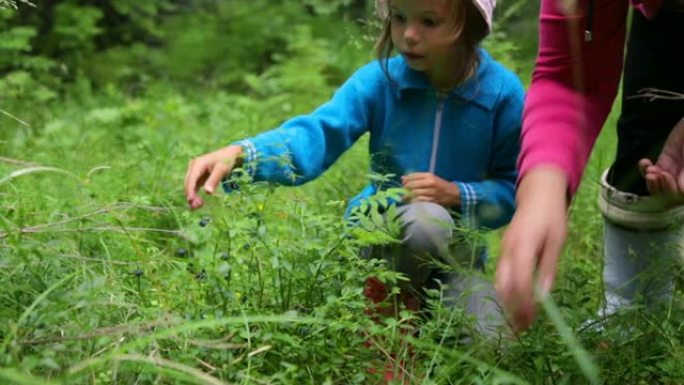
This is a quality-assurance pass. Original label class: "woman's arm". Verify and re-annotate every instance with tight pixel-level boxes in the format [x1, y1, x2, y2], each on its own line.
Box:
[518, 0, 629, 197]
[497, 0, 630, 332]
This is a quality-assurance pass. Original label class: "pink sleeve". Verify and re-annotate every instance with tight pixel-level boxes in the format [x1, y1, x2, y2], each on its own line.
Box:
[517, 0, 629, 197]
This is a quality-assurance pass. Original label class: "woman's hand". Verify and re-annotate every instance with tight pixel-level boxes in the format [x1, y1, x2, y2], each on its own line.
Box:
[401, 172, 460, 207]
[185, 145, 243, 209]
[639, 118, 684, 205]
[495, 166, 568, 332]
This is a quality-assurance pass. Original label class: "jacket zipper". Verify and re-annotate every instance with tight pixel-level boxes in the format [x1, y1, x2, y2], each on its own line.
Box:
[429, 92, 447, 173]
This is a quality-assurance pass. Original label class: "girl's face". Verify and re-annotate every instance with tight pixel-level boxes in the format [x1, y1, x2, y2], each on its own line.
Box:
[389, 0, 461, 88]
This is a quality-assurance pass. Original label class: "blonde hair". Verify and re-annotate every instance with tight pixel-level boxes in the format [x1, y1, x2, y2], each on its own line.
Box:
[375, 0, 488, 87]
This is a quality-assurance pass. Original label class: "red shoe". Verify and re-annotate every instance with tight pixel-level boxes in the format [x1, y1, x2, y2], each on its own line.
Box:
[364, 277, 422, 316]
[364, 277, 395, 319]
[367, 355, 410, 384]
[363, 277, 419, 384]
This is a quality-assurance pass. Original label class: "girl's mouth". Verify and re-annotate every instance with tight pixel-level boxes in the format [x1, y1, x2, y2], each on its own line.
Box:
[403, 52, 424, 61]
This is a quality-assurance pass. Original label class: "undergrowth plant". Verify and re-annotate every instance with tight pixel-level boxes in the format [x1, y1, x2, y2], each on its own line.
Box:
[1, 3, 682, 385]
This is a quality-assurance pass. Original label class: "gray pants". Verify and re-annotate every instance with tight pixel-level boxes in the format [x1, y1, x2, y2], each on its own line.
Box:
[599, 171, 684, 316]
[603, 220, 681, 315]
[365, 202, 505, 335]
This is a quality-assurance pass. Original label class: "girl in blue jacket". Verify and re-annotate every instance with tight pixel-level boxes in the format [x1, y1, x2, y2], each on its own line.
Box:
[185, 0, 524, 336]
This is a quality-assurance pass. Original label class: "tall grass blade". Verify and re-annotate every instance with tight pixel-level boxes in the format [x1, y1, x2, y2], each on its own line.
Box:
[0, 368, 58, 385]
[537, 287, 600, 383]
[0, 166, 79, 186]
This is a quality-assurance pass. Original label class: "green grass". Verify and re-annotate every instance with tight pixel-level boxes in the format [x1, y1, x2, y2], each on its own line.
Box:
[1, 27, 683, 385]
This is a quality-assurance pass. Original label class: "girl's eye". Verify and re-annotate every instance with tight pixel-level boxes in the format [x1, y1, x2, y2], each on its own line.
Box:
[391, 12, 406, 23]
[422, 18, 437, 27]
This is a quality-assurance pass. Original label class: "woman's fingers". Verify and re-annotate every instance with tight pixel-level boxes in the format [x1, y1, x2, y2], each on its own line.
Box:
[496, 233, 537, 333]
[536, 221, 566, 298]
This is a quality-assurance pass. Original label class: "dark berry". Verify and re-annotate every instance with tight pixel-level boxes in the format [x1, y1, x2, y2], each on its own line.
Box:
[224, 180, 239, 192]
[220, 251, 230, 261]
[176, 248, 188, 257]
[186, 263, 195, 273]
[199, 217, 210, 227]
[133, 268, 144, 277]
[243, 243, 251, 251]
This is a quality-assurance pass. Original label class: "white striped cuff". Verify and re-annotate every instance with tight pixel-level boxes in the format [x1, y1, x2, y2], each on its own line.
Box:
[237, 139, 257, 178]
[457, 182, 478, 228]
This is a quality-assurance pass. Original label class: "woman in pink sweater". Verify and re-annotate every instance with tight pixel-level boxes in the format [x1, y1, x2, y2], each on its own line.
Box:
[496, 0, 684, 331]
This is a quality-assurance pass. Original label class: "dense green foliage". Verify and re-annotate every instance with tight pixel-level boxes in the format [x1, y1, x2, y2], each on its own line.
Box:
[1, 1, 682, 384]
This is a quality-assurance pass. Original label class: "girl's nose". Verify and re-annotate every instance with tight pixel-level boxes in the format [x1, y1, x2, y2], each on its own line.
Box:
[403, 24, 420, 46]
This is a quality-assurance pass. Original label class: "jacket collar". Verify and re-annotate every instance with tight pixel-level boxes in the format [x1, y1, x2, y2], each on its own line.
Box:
[385, 48, 498, 110]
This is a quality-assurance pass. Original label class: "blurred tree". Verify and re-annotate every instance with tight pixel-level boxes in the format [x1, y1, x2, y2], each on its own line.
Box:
[0, 0, 32, 9]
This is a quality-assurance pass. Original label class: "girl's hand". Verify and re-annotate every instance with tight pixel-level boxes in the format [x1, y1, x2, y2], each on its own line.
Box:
[639, 118, 684, 205]
[495, 166, 568, 332]
[185, 145, 243, 209]
[401, 172, 460, 207]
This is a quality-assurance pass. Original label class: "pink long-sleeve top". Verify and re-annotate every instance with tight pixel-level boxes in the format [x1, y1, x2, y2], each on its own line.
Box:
[518, 0, 663, 197]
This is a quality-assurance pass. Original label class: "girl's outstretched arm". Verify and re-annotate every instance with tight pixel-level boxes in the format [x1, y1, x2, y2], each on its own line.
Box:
[234, 63, 379, 186]
[184, 62, 381, 209]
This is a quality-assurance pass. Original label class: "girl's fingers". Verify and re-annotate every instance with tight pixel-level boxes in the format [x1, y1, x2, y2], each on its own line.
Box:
[185, 157, 216, 208]
[401, 190, 412, 202]
[403, 172, 432, 181]
[402, 173, 436, 187]
[413, 195, 434, 203]
[204, 161, 232, 195]
[403, 179, 431, 190]
[185, 160, 207, 204]
[407, 188, 432, 197]
[195, 172, 210, 195]
[189, 196, 204, 210]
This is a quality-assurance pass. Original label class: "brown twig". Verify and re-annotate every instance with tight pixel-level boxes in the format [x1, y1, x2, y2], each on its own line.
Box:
[186, 333, 246, 350]
[13, 226, 183, 236]
[0, 202, 180, 239]
[16, 316, 180, 345]
[195, 358, 219, 373]
[0, 108, 30, 126]
[58, 254, 146, 265]
[0, 156, 38, 166]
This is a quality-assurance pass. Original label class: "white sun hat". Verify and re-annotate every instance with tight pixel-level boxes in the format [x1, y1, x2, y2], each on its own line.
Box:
[374, 0, 496, 33]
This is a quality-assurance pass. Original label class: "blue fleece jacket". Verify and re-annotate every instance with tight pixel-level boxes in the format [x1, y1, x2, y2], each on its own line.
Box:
[232, 49, 524, 230]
